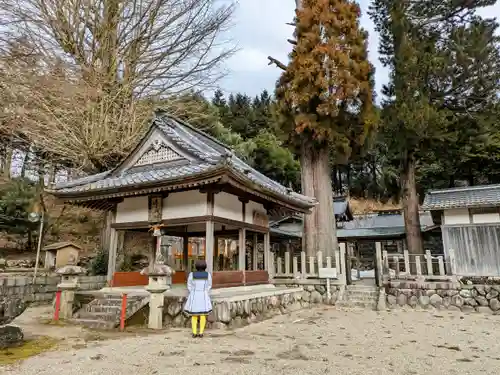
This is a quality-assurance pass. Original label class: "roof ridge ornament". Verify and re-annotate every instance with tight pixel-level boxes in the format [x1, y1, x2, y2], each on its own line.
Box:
[218, 151, 233, 166]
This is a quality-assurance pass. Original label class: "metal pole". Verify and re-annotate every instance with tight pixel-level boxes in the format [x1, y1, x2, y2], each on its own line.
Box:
[33, 210, 45, 283]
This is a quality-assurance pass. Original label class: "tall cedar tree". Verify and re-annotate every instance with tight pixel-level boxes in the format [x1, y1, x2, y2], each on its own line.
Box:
[370, 0, 500, 255]
[271, 0, 374, 257]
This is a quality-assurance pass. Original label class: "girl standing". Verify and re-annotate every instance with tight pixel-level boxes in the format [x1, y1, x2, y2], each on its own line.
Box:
[184, 260, 212, 338]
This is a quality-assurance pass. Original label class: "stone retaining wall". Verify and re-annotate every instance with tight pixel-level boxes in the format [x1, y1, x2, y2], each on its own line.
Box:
[385, 280, 500, 314]
[0, 275, 107, 324]
[162, 284, 340, 330]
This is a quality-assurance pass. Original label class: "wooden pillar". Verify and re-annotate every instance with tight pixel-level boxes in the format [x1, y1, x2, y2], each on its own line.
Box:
[375, 241, 383, 287]
[205, 221, 214, 273]
[205, 191, 215, 273]
[106, 208, 117, 284]
[238, 228, 246, 271]
[263, 231, 271, 275]
[345, 242, 352, 285]
[182, 235, 189, 271]
[107, 228, 118, 284]
[252, 233, 259, 270]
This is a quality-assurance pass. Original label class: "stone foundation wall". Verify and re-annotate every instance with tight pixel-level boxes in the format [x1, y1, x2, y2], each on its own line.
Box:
[162, 284, 340, 330]
[0, 275, 106, 324]
[385, 281, 500, 314]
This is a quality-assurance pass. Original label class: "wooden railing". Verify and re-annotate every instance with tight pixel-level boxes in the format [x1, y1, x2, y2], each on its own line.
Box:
[382, 249, 455, 280]
[271, 244, 347, 281]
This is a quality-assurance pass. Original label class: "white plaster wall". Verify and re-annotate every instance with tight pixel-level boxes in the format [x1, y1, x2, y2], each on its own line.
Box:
[246, 200, 268, 225]
[278, 222, 302, 232]
[443, 208, 470, 225]
[116, 196, 149, 223]
[472, 212, 500, 224]
[213, 192, 241, 221]
[163, 191, 206, 219]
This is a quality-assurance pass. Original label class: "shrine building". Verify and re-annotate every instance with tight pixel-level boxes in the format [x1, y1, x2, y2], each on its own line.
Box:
[47, 110, 317, 289]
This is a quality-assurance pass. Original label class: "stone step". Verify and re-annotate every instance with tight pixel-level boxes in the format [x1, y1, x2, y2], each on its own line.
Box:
[76, 311, 118, 322]
[85, 305, 122, 313]
[346, 292, 379, 297]
[346, 287, 379, 292]
[336, 301, 376, 309]
[345, 297, 378, 302]
[92, 298, 143, 307]
[69, 318, 116, 330]
[71, 295, 149, 330]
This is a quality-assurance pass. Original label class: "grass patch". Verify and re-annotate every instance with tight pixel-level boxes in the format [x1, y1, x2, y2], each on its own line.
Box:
[0, 337, 58, 365]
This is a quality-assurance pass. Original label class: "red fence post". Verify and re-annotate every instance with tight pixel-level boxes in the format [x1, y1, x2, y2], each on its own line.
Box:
[120, 293, 128, 331]
[54, 290, 62, 321]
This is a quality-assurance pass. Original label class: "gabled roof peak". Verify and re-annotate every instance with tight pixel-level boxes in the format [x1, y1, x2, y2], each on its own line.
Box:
[47, 111, 317, 211]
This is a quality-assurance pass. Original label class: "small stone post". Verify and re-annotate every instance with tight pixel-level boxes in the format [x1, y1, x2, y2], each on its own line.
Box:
[55, 258, 85, 320]
[141, 229, 175, 330]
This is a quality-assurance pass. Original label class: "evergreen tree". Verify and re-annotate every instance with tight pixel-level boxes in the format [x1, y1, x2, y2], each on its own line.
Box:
[271, 0, 374, 257]
[370, 0, 500, 255]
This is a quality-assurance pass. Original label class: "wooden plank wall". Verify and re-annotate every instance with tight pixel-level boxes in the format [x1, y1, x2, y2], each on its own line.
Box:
[442, 224, 500, 276]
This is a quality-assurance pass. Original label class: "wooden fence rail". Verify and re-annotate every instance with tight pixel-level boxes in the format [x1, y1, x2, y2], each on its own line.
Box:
[382, 249, 455, 280]
[272, 244, 347, 280]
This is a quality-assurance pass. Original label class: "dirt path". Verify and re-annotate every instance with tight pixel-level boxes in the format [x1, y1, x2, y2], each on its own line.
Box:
[4, 306, 500, 375]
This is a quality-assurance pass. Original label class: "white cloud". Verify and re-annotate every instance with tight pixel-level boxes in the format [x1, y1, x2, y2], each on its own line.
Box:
[228, 47, 270, 72]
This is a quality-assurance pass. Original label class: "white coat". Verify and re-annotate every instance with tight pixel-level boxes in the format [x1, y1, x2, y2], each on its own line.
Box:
[183, 271, 213, 315]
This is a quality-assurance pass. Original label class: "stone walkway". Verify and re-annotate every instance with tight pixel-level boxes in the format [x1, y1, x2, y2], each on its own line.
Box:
[4, 307, 500, 375]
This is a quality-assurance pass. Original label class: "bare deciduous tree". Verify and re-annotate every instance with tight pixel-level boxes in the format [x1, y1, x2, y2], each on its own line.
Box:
[0, 0, 236, 95]
[0, 0, 236, 173]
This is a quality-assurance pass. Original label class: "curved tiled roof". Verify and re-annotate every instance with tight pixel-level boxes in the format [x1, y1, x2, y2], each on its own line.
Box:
[422, 184, 500, 210]
[48, 111, 316, 209]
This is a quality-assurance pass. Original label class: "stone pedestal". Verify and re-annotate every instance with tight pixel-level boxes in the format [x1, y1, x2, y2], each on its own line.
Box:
[55, 264, 85, 320]
[376, 287, 387, 311]
[141, 263, 174, 330]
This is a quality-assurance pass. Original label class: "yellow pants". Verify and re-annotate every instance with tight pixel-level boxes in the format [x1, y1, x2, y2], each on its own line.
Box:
[191, 315, 206, 335]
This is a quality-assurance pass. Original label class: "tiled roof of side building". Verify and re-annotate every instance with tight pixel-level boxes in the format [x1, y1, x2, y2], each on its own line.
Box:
[48, 112, 316, 208]
[422, 184, 500, 210]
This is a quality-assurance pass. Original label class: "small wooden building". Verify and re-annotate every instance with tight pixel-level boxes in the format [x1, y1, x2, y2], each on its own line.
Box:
[43, 242, 81, 269]
[423, 184, 500, 276]
[47, 111, 316, 287]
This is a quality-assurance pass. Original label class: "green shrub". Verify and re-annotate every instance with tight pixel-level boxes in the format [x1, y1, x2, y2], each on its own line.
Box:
[89, 249, 108, 276]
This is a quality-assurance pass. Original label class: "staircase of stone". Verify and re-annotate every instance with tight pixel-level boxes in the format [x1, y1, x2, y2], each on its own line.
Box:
[70, 294, 149, 329]
[336, 285, 379, 310]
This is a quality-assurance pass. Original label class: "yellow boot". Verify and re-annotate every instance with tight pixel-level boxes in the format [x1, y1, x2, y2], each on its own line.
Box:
[191, 316, 198, 337]
[199, 315, 206, 338]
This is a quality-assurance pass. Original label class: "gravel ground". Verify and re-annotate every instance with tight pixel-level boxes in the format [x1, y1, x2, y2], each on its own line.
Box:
[4, 307, 500, 375]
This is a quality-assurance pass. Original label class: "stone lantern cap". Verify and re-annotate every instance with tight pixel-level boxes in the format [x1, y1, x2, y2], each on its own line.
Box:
[140, 263, 175, 277]
[55, 264, 86, 276]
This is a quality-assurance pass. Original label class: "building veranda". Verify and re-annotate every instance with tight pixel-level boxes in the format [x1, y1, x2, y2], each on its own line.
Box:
[47, 110, 317, 289]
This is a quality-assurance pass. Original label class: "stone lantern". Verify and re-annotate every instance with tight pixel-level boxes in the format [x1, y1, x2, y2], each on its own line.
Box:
[55, 255, 86, 320]
[141, 227, 175, 329]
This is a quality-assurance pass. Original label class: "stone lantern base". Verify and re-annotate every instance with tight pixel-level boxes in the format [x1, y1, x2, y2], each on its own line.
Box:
[141, 264, 175, 330]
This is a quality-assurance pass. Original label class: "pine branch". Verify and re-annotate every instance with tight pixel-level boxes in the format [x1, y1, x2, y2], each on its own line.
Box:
[267, 56, 287, 71]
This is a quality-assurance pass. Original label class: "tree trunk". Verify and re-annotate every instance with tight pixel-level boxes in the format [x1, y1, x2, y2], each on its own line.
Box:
[48, 165, 57, 185]
[402, 151, 423, 256]
[301, 141, 337, 259]
[20, 152, 29, 178]
[1, 146, 12, 178]
[301, 141, 317, 257]
[332, 166, 338, 195]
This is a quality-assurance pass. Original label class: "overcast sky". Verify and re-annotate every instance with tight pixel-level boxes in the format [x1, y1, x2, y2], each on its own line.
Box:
[217, 0, 500, 100]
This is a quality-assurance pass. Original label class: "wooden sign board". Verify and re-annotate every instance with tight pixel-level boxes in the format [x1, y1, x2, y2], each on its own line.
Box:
[253, 210, 269, 227]
[318, 267, 337, 279]
[148, 194, 163, 223]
